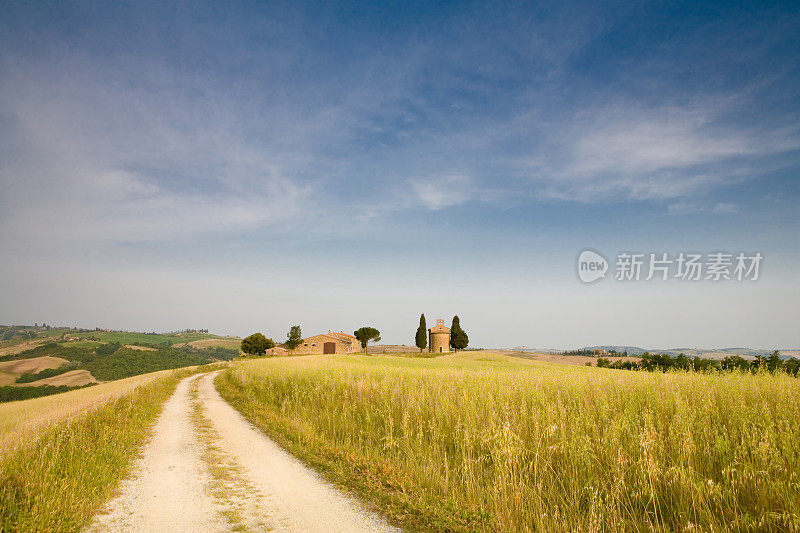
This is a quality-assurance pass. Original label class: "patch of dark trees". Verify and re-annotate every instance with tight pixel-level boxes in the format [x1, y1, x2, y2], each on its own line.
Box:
[595, 351, 799, 376]
[0, 384, 96, 403]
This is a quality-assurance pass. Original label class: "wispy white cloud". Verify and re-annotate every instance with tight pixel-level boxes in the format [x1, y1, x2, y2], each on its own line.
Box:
[711, 202, 738, 215]
[0, 55, 321, 244]
[523, 101, 800, 201]
[409, 175, 474, 210]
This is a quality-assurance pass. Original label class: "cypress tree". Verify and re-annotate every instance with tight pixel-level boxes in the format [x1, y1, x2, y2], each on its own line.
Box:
[415, 314, 427, 353]
[450, 315, 469, 352]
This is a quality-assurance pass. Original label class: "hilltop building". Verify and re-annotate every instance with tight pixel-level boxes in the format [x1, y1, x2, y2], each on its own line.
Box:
[289, 330, 360, 355]
[429, 319, 451, 353]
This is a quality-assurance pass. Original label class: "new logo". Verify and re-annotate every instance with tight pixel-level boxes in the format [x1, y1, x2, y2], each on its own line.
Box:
[577, 250, 608, 283]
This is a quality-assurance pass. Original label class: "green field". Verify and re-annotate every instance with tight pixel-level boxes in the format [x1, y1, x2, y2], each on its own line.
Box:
[217, 353, 800, 532]
[0, 338, 238, 403]
[0, 325, 235, 349]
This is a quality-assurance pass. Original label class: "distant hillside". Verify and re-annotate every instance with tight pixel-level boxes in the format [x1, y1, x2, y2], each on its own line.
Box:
[584, 346, 793, 360]
[0, 326, 240, 402]
[585, 346, 650, 356]
[511, 345, 797, 360]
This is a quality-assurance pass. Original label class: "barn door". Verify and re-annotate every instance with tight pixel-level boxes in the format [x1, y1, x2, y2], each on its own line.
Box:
[323, 342, 336, 354]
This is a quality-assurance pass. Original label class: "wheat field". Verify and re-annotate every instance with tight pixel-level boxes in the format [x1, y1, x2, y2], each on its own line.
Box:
[218, 353, 800, 532]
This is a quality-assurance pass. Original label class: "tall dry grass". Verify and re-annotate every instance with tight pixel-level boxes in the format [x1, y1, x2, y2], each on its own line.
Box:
[218, 354, 800, 531]
[0, 368, 177, 451]
[0, 367, 210, 532]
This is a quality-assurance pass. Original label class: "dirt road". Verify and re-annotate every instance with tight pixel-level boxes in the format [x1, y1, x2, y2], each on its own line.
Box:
[88, 373, 396, 532]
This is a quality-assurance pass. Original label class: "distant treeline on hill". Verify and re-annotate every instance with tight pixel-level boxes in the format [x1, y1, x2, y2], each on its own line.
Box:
[564, 348, 628, 356]
[596, 351, 800, 376]
[0, 325, 38, 341]
[0, 325, 214, 344]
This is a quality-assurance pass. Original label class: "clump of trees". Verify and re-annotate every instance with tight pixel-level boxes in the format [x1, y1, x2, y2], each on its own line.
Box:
[595, 350, 799, 376]
[415, 314, 427, 353]
[285, 326, 302, 350]
[95, 342, 122, 356]
[450, 316, 469, 351]
[240, 333, 275, 356]
[0, 383, 96, 403]
[354, 327, 381, 354]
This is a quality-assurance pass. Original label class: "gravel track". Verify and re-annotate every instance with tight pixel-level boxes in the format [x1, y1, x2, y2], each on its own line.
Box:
[87, 372, 396, 532]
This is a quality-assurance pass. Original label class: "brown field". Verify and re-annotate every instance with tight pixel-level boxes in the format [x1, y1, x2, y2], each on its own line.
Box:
[16, 369, 98, 387]
[0, 339, 47, 357]
[123, 344, 157, 351]
[0, 356, 69, 375]
[367, 344, 423, 354]
[497, 350, 640, 366]
[0, 372, 16, 386]
[173, 338, 241, 350]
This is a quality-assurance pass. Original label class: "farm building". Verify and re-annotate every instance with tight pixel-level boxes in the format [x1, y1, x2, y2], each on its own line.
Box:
[290, 330, 361, 355]
[264, 346, 288, 356]
[429, 319, 451, 353]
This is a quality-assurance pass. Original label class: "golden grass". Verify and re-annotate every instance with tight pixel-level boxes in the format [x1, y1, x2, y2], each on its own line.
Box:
[0, 368, 175, 452]
[0, 368, 200, 532]
[218, 353, 800, 532]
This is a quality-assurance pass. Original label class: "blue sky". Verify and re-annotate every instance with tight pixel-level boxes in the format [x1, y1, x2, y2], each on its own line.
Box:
[1, 1, 798, 348]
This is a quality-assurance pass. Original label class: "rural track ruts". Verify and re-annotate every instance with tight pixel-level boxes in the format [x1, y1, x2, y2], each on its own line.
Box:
[88, 372, 396, 532]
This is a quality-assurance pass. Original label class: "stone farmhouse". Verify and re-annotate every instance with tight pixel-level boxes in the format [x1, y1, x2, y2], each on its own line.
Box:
[290, 330, 361, 355]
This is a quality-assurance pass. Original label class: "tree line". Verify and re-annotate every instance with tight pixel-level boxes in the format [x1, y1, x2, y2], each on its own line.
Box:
[564, 348, 627, 356]
[595, 350, 800, 376]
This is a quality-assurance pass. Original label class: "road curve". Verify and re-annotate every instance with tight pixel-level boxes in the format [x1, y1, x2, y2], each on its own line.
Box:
[87, 372, 397, 532]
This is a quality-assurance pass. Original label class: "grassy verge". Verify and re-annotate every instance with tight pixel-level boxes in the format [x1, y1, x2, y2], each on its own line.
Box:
[0, 368, 200, 532]
[217, 354, 800, 532]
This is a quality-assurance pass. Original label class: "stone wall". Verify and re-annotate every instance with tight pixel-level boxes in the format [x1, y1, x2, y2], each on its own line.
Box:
[429, 332, 450, 353]
[289, 333, 360, 355]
